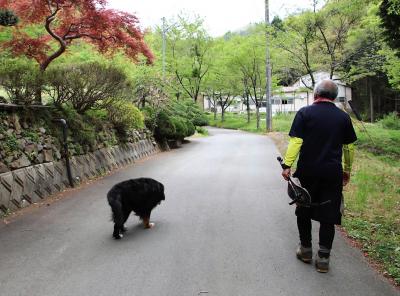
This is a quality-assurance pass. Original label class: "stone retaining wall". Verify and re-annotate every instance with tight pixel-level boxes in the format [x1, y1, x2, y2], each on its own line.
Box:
[0, 139, 159, 214]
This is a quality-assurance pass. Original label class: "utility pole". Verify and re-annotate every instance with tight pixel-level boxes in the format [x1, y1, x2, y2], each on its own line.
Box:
[265, 0, 272, 132]
[162, 17, 167, 81]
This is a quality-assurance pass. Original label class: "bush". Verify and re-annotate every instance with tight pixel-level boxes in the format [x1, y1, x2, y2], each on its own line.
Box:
[379, 112, 400, 130]
[179, 99, 209, 126]
[153, 110, 176, 141]
[45, 62, 129, 114]
[144, 105, 196, 141]
[107, 101, 144, 132]
[185, 119, 196, 137]
[196, 126, 209, 135]
[170, 116, 188, 140]
[0, 58, 41, 104]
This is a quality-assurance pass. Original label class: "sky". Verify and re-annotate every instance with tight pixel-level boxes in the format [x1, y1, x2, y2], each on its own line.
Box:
[107, 0, 323, 37]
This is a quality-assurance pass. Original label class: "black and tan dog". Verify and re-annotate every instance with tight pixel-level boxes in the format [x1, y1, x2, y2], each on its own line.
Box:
[107, 178, 165, 239]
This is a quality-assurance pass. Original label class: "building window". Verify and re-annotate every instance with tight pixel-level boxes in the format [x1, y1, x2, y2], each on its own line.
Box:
[282, 98, 294, 104]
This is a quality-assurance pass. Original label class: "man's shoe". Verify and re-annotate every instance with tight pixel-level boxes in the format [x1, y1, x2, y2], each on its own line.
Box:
[315, 255, 330, 273]
[296, 245, 313, 263]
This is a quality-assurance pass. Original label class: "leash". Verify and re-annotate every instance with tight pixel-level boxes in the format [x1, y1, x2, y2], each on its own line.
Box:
[347, 100, 376, 146]
[277, 157, 331, 208]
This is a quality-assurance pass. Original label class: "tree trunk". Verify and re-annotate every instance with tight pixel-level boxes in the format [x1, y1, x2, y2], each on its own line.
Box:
[256, 106, 260, 129]
[247, 99, 250, 124]
[369, 77, 374, 123]
[34, 70, 45, 105]
[214, 106, 217, 120]
[221, 108, 225, 122]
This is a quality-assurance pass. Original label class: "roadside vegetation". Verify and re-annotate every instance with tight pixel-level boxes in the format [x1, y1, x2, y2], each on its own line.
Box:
[209, 111, 400, 285]
[207, 112, 295, 133]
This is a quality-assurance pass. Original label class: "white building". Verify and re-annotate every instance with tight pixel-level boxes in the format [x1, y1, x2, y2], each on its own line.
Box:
[204, 71, 352, 114]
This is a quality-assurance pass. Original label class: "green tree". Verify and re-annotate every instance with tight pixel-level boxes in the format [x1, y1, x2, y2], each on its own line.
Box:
[230, 28, 266, 128]
[379, 0, 400, 53]
[166, 15, 212, 102]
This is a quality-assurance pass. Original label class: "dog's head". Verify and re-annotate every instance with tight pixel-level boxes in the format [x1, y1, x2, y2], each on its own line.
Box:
[157, 182, 165, 203]
[155, 182, 165, 204]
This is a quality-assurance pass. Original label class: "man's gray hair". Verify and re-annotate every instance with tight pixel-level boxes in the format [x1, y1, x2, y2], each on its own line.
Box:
[314, 79, 338, 100]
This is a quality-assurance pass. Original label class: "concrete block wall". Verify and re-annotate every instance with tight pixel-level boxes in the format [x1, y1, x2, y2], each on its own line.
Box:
[0, 139, 159, 214]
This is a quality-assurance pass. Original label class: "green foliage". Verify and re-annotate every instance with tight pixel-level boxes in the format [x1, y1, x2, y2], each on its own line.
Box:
[144, 98, 205, 141]
[164, 14, 212, 102]
[85, 109, 108, 122]
[107, 101, 144, 132]
[382, 47, 400, 90]
[380, 0, 400, 53]
[343, 150, 400, 285]
[21, 130, 40, 143]
[170, 116, 188, 140]
[0, 58, 41, 104]
[379, 112, 400, 129]
[57, 105, 97, 153]
[171, 99, 209, 126]
[2, 133, 19, 154]
[207, 112, 295, 134]
[152, 109, 176, 141]
[45, 62, 129, 113]
[196, 126, 209, 135]
[354, 121, 400, 163]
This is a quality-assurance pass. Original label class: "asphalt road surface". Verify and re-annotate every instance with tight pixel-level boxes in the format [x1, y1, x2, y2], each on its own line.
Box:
[0, 127, 398, 296]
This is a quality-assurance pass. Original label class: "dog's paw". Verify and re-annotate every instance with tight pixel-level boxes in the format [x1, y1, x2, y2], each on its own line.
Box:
[113, 233, 123, 239]
[144, 222, 155, 229]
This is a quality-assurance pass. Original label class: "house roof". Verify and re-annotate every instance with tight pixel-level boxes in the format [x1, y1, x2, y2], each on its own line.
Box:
[291, 71, 347, 89]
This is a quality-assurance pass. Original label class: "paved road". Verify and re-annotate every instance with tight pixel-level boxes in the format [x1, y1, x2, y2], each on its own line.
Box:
[0, 127, 398, 296]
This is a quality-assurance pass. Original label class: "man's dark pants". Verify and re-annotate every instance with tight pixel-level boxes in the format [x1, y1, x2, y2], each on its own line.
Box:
[294, 173, 343, 257]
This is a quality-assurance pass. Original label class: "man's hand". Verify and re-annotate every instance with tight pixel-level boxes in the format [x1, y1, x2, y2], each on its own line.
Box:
[282, 168, 291, 181]
[343, 171, 350, 186]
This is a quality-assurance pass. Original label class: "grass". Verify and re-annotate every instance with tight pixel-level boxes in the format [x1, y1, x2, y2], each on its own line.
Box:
[354, 120, 400, 164]
[207, 112, 295, 134]
[343, 150, 400, 283]
[209, 111, 400, 285]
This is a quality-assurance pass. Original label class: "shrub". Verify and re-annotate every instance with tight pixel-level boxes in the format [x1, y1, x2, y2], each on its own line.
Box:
[379, 112, 400, 130]
[0, 58, 41, 104]
[185, 119, 196, 137]
[170, 116, 188, 140]
[3, 134, 19, 153]
[143, 99, 201, 141]
[153, 109, 176, 141]
[107, 101, 144, 132]
[170, 99, 209, 126]
[45, 62, 130, 114]
[180, 99, 209, 126]
[143, 106, 157, 132]
[196, 126, 208, 135]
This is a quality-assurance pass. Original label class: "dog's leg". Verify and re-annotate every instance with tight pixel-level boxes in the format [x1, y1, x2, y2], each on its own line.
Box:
[121, 209, 131, 233]
[142, 216, 155, 229]
[110, 200, 124, 239]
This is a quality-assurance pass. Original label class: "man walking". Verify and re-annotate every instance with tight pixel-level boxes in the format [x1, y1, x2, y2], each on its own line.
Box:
[281, 79, 357, 273]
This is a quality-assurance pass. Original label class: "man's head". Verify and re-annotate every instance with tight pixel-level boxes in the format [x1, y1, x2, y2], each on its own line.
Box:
[314, 79, 338, 100]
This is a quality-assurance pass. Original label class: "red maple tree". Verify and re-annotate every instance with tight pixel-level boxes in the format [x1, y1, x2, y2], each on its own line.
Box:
[0, 0, 154, 71]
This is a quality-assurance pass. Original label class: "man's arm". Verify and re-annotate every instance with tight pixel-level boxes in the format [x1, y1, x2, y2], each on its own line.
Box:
[282, 137, 303, 180]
